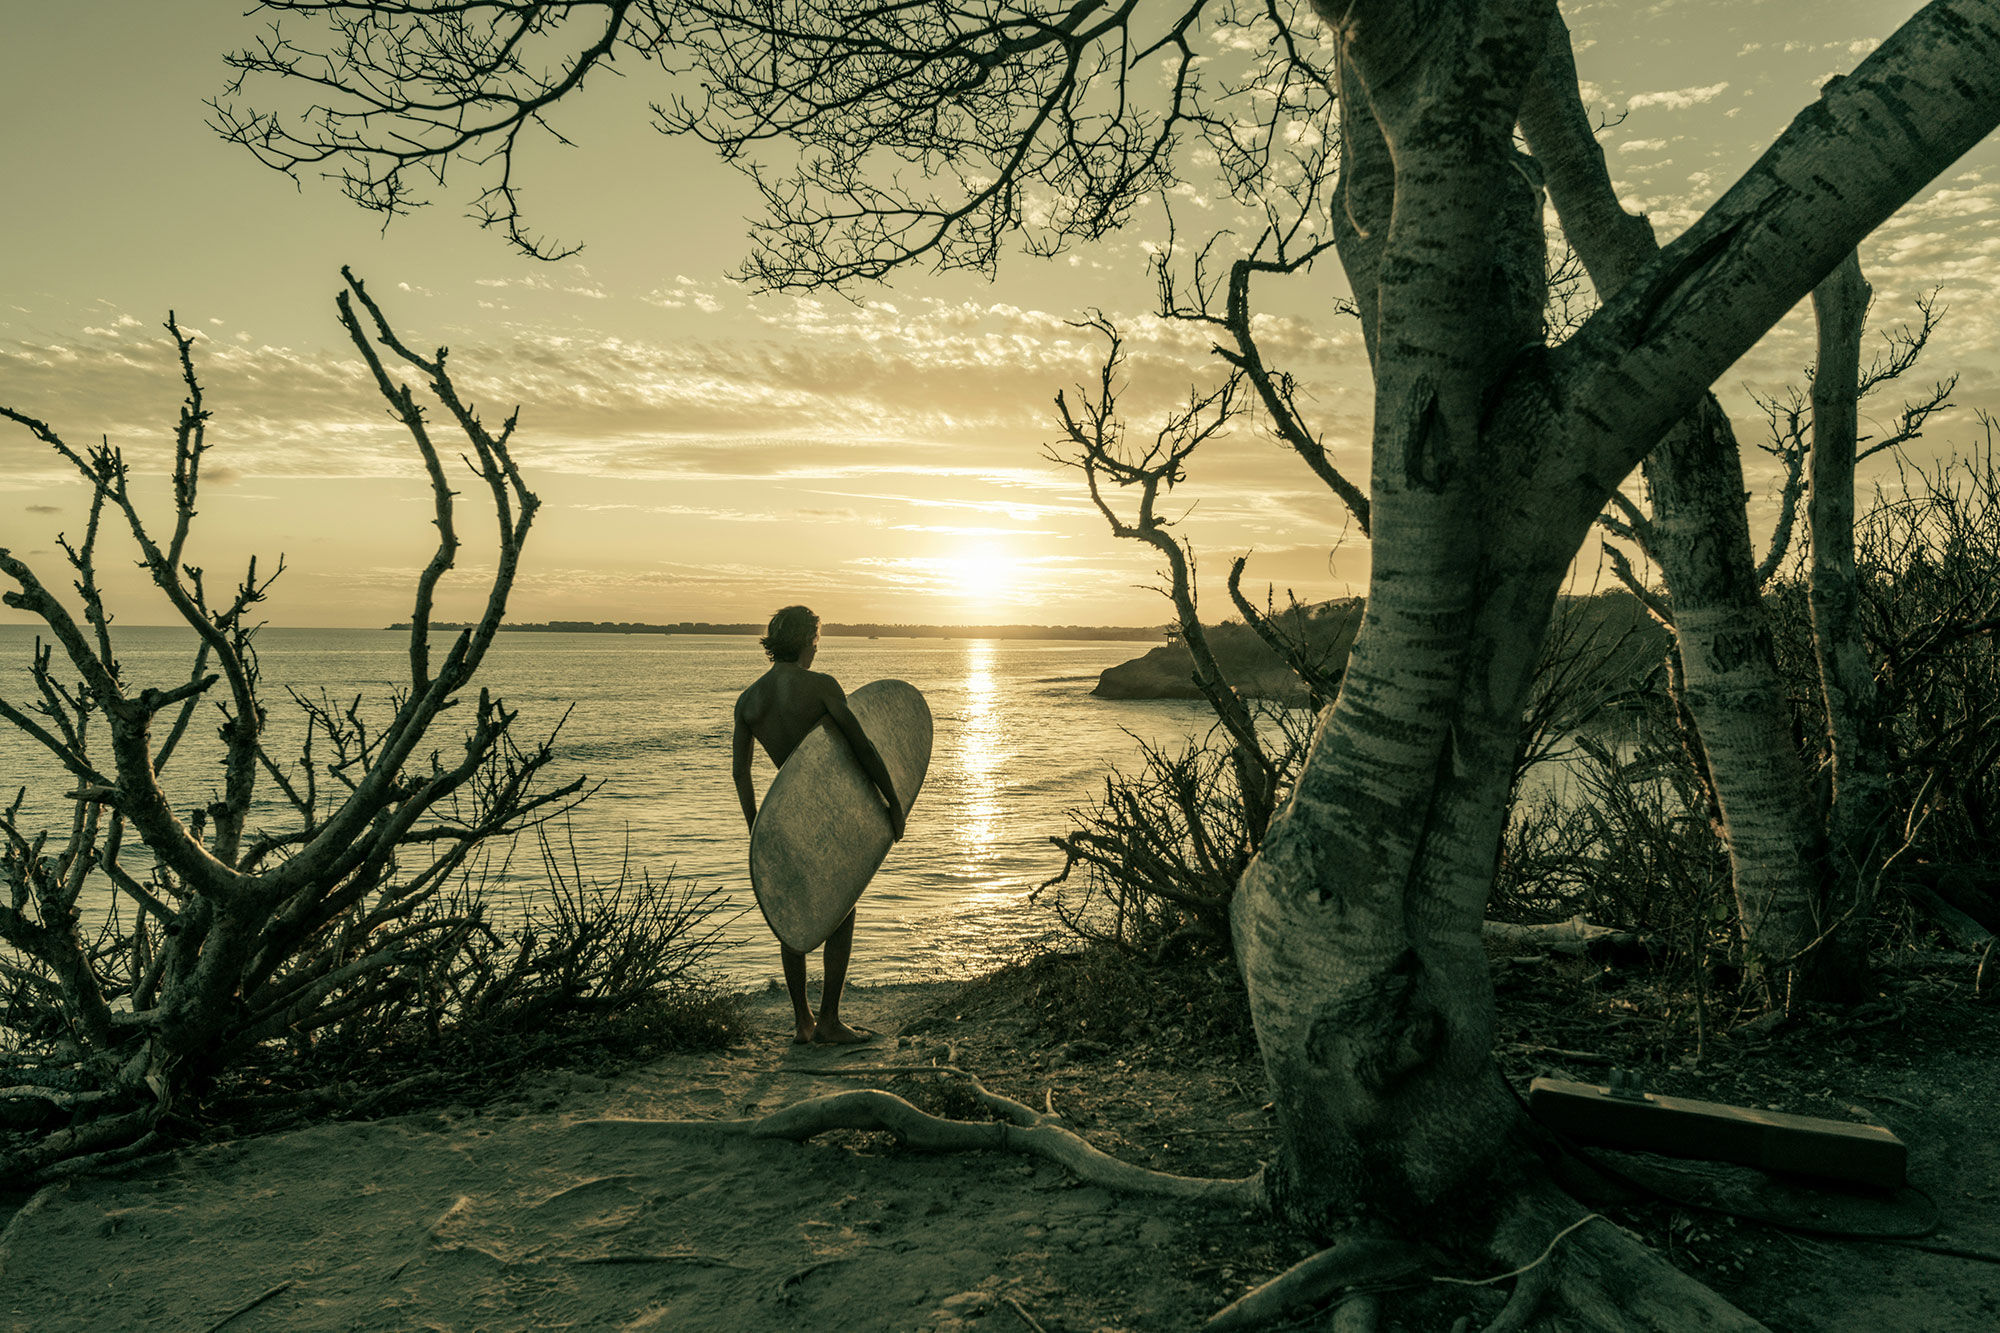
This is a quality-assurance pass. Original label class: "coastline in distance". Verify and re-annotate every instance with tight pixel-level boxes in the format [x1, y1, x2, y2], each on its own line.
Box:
[384, 620, 1169, 642]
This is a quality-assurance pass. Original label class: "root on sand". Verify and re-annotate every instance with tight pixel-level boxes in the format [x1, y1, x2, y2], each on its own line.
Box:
[581, 1064, 1260, 1207]
[579, 1063, 1770, 1332]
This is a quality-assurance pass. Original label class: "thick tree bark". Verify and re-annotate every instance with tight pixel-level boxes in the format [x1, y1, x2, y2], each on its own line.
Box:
[1808, 251, 1891, 992]
[1233, 0, 2000, 1276]
[1239, 0, 1564, 1226]
[1521, 14, 1859, 1007]
[1644, 408, 1829, 1002]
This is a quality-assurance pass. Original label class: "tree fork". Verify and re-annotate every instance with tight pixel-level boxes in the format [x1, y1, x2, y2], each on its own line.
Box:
[1523, 14, 1858, 1006]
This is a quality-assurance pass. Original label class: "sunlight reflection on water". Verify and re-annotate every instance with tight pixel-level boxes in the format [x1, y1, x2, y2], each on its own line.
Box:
[954, 641, 1003, 866]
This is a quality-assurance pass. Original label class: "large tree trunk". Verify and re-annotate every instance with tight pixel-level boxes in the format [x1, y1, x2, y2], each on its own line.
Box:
[1644, 408, 1831, 1004]
[1232, 0, 2000, 1310]
[1239, 0, 1556, 1226]
[1808, 251, 1892, 992]
[1521, 14, 1843, 1009]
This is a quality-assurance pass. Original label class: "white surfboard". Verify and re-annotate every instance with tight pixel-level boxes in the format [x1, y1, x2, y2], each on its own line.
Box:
[749, 679, 932, 954]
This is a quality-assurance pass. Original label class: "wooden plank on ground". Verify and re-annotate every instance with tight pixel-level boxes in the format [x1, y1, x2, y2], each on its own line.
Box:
[1526, 1077, 1908, 1189]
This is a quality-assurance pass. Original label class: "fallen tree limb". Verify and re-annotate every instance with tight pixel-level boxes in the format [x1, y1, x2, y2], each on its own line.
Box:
[30, 1131, 166, 1184]
[815, 1061, 1070, 1126]
[0, 1084, 121, 1109]
[1482, 916, 1650, 957]
[202, 1278, 296, 1333]
[0, 1104, 162, 1183]
[576, 1088, 1264, 1207]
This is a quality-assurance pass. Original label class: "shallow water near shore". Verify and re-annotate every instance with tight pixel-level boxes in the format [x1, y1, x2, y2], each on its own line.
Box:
[0, 626, 1220, 987]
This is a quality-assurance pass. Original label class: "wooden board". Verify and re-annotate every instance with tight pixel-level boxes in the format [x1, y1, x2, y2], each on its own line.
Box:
[1527, 1077, 1908, 1188]
[749, 679, 932, 954]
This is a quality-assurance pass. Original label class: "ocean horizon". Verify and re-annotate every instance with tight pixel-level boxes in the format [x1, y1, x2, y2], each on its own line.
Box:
[0, 626, 1225, 988]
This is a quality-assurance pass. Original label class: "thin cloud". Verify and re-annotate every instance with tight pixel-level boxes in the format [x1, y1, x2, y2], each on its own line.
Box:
[891, 524, 1060, 537]
[3, 291, 1372, 500]
[569, 501, 868, 524]
[1627, 81, 1729, 111]
[804, 487, 1084, 520]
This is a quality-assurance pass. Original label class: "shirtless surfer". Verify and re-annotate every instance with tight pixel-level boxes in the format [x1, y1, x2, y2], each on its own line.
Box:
[733, 605, 905, 1045]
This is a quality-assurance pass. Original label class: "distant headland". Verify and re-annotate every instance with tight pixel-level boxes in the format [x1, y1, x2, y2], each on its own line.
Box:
[383, 619, 1167, 642]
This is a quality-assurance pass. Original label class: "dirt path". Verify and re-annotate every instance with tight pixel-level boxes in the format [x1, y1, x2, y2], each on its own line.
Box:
[0, 985, 1294, 1333]
[4, 964, 1998, 1331]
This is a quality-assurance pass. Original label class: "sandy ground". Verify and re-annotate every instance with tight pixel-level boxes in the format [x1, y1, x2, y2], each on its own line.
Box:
[4, 963, 1999, 1332]
[0, 984, 1298, 1333]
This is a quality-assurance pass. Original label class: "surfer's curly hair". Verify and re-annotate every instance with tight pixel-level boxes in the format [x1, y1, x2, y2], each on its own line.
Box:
[761, 605, 820, 662]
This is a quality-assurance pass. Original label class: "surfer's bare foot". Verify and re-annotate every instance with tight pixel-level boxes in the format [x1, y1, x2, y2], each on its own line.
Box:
[792, 1018, 817, 1045]
[811, 1018, 874, 1045]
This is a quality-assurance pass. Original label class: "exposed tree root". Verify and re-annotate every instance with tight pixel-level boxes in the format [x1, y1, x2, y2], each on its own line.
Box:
[1330, 1294, 1381, 1332]
[578, 1079, 1263, 1206]
[1484, 1183, 1769, 1331]
[1473, 1253, 1553, 1333]
[31, 1130, 166, 1183]
[584, 1064, 1775, 1331]
[1203, 1236, 1422, 1330]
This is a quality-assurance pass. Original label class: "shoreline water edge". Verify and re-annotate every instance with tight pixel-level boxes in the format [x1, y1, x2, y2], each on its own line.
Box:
[0, 627, 1230, 990]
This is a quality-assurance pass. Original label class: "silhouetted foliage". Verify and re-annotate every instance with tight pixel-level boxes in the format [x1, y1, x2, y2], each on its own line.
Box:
[0, 275, 735, 1182]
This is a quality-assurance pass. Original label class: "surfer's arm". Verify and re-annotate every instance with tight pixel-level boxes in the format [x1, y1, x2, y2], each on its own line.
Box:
[824, 693, 906, 841]
[731, 708, 758, 832]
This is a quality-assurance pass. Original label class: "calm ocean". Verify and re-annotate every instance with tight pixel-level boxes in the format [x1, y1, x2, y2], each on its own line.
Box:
[0, 627, 1220, 987]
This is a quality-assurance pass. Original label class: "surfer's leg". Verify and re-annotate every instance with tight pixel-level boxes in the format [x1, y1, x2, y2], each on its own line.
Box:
[780, 945, 816, 1043]
[812, 910, 868, 1044]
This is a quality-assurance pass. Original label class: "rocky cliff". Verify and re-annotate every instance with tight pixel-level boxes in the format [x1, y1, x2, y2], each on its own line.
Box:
[1091, 604, 1362, 704]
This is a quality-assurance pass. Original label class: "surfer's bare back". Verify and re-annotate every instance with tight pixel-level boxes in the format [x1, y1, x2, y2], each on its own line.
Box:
[733, 605, 904, 1045]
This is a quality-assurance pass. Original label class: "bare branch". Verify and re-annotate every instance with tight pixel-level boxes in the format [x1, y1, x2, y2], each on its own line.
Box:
[1046, 315, 1277, 846]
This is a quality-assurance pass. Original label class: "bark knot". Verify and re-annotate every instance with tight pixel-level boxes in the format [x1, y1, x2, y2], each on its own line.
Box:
[1303, 948, 1449, 1098]
[1401, 380, 1453, 493]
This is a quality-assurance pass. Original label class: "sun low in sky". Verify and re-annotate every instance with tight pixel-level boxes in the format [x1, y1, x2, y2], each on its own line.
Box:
[3, 1, 1996, 630]
[943, 543, 1024, 613]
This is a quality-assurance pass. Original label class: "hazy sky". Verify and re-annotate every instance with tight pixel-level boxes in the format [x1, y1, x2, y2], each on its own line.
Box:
[3, 1, 1995, 629]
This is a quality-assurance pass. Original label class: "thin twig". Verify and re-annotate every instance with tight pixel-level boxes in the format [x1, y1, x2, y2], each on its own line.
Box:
[1433, 1214, 1612, 1287]
[1006, 1294, 1050, 1333]
[202, 1279, 296, 1333]
[776, 1257, 845, 1293]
